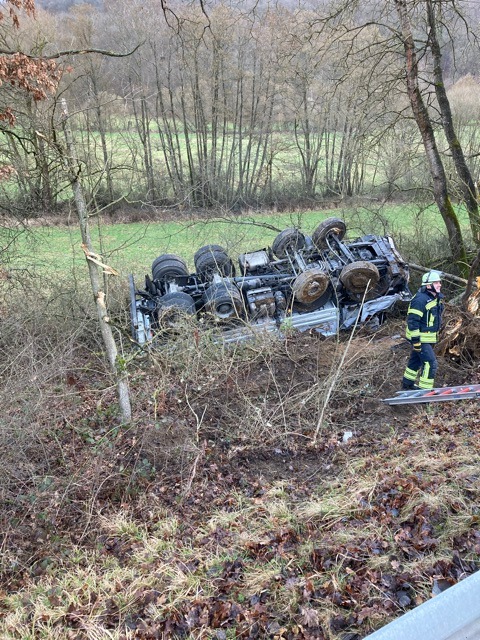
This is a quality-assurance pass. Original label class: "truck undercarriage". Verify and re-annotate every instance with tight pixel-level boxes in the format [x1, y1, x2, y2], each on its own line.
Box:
[129, 217, 412, 344]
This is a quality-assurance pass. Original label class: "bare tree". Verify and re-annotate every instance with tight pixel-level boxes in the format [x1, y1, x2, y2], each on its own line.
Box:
[394, 0, 467, 270]
[304, 0, 469, 270]
[60, 98, 132, 424]
[0, 1, 134, 421]
[426, 0, 480, 245]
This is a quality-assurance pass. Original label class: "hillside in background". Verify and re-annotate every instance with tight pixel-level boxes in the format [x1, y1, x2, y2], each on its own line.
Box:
[36, 0, 101, 11]
[2, 0, 480, 228]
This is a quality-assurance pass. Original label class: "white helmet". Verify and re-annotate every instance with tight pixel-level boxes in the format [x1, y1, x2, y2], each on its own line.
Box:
[422, 270, 442, 285]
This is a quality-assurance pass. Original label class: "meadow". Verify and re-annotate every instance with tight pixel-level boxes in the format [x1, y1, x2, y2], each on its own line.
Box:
[9, 202, 470, 286]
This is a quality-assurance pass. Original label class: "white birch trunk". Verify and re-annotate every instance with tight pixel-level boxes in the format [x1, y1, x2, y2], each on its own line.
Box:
[60, 98, 132, 424]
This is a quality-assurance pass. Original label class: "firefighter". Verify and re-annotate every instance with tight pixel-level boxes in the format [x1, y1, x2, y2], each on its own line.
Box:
[402, 270, 444, 390]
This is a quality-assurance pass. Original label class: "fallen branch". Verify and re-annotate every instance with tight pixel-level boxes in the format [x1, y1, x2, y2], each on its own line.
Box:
[409, 263, 471, 287]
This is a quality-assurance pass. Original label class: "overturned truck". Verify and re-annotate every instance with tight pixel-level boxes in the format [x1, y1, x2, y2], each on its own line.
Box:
[129, 217, 412, 344]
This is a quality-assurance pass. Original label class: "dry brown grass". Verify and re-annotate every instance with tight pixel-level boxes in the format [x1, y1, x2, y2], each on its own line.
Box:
[0, 279, 479, 639]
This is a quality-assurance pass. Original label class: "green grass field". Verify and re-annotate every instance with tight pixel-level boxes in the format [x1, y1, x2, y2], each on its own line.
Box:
[7, 203, 471, 286]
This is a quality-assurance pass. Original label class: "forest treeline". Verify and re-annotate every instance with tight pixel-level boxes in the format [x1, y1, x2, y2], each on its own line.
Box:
[1, 0, 480, 219]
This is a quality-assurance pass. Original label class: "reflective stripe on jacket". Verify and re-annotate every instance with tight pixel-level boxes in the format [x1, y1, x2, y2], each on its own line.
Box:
[405, 287, 444, 343]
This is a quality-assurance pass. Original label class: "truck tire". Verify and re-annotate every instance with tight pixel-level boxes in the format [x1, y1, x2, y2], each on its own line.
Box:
[340, 261, 380, 297]
[193, 244, 226, 262]
[272, 228, 306, 258]
[156, 292, 196, 328]
[194, 245, 235, 277]
[312, 217, 347, 251]
[152, 254, 188, 281]
[292, 268, 330, 304]
[202, 281, 244, 319]
[346, 267, 392, 302]
[292, 285, 333, 313]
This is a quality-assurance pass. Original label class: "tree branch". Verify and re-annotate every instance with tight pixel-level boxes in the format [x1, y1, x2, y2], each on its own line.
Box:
[0, 43, 143, 60]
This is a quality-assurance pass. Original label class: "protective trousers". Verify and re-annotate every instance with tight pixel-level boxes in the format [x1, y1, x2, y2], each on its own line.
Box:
[402, 342, 438, 390]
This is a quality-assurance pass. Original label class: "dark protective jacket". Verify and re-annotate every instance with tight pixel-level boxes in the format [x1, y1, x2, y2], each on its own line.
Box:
[405, 286, 444, 344]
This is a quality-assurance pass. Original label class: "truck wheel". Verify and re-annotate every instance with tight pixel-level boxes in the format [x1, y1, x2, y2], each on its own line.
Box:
[194, 244, 226, 261]
[312, 217, 346, 251]
[157, 292, 196, 327]
[194, 245, 235, 277]
[292, 268, 330, 304]
[272, 228, 306, 258]
[292, 285, 333, 313]
[202, 282, 244, 319]
[152, 254, 188, 281]
[340, 261, 380, 296]
[347, 268, 393, 302]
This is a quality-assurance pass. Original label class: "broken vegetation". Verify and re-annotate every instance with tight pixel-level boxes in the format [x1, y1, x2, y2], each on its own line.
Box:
[0, 281, 479, 639]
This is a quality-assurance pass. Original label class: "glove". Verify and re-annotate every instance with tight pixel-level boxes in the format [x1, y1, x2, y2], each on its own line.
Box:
[413, 342, 422, 352]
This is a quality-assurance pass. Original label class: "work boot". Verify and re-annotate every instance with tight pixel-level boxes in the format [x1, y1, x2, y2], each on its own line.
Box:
[401, 382, 419, 390]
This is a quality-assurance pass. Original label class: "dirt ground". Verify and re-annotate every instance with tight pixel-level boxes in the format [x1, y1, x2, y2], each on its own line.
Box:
[1, 312, 479, 639]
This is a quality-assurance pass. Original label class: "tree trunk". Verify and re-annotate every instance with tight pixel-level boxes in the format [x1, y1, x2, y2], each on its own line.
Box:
[394, 0, 467, 274]
[60, 98, 132, 424]
[130, 81, 156, 203]
[426, 0, 480, 245]
[293, 79, 324, 200]
[91, 70, 114, 206]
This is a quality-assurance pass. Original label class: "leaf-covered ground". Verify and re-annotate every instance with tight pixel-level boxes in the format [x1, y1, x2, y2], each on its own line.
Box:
[1, 314, 479, 639]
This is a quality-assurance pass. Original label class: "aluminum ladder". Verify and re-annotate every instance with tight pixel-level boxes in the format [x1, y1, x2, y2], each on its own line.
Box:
[382, 383, 480, 405]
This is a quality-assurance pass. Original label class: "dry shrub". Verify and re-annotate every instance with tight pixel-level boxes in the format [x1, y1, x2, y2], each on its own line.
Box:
[136, 321, 403, 456]
[447, 74, 480, 124]
[0, 280, 477, 640]
[0, 274, 126, 575]
[0, 272, 432, 587]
